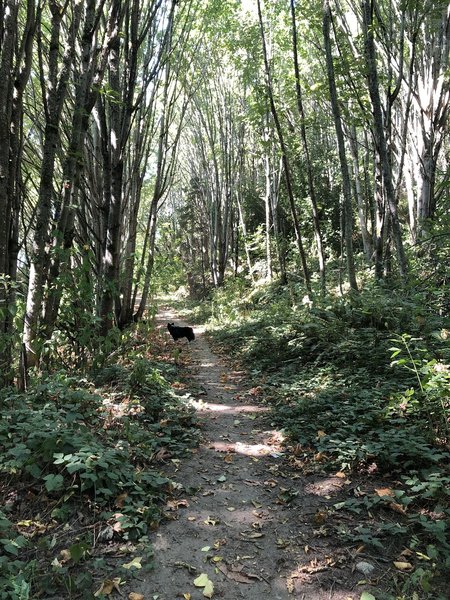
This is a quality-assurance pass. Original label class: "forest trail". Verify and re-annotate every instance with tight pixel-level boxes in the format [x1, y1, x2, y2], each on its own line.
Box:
[136, 309, 362, 600]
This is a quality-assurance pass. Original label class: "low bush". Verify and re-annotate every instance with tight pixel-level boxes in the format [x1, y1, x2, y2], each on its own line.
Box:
[0, 346, 199, 599]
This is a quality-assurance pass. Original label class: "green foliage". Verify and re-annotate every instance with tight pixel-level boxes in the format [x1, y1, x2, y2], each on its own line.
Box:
[0, 349, 198, 598]
[206, 279, 450, 595]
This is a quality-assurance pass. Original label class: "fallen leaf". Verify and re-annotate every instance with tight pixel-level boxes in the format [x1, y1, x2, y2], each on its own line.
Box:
[212, 556, 223, 563]
[240, 531, 264, 539]
[193, 573, 214, 598]
[227, 507, 236, 512]
[194, 573, 211, 587]
[317, 430, 327, 438]
[389, 502, 407, 514]
[201, 546, 211, 552]
[166, 499, 189, 510]
[335, 471, 347, 478]
[94, 578, 122, 597]
[129, 594, 144, 600]
[216, 475, 227, 483]
[375, 487, 394, 497]
[263, 479, 277, 488]
[122, 556, 142, 570]
[203, 579, 214, 598]
[183, 595, 191, 600]
[314, 510, 328, 525]
[204, 517, 218, 526]
[217, 562, 259, 583]
[393, 561, 413, 571]
[59, 549, 71, 563]
[223, 454, 234, 463]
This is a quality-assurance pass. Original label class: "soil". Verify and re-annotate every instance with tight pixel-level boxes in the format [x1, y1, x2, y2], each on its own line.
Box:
[133, 310, 382, 600]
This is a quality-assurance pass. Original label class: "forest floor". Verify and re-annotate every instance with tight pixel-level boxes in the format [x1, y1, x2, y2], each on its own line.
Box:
[134, 308, 383, 600]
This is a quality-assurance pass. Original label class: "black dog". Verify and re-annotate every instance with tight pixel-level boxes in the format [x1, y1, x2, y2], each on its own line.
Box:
[167, 322, 195, 342]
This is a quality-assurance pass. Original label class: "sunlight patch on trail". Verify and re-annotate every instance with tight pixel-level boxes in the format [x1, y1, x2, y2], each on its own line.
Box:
[209, 440, 284, 457]
[190, 400, 269, 414]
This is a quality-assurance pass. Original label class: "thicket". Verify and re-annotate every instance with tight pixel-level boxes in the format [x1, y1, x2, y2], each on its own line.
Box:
[195, 272, 449, 599]
[0, 326, 198, 599]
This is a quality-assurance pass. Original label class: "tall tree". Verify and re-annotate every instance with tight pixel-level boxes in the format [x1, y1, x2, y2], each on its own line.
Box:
[0, 0, 40, 380]
[361, 0, 408, 279]
[257, 0, 311, 293]
[23, 0, 84, 364]
[290, 0, 326, 293]
[322, 0, 358, 291]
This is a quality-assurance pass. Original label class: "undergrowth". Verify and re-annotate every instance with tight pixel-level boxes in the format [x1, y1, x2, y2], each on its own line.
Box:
[0, 326, 198, 599]
[205, 277, 450, 599]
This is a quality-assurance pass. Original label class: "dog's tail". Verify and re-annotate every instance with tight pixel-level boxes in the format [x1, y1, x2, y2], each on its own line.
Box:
[187, 329, 195, 342]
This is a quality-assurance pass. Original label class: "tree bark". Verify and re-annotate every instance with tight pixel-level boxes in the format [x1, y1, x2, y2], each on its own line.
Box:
[257, 0, 311, 293]
[290, 0, 326, 293]
[323, 0, 358, 291]
[362, 0, 407, 279]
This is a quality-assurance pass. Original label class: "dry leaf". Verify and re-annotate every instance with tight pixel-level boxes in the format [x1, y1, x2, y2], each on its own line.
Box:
[217, 562, 259, 583]
[128, 594, 144, 600]
[122, 556, 142, 570]
[115, 493, 128, 508]
[389, 502, 407, 514]
[335, 471, 347, 478]
[166, 499, 189, 511]
[94, 578, 122, 597]
[183, 594, 191, 600]
[59, 549, 71, 563]
[193, 573, 214, 598]
[240, 531, 264, 539]
[375, 487, 394, 497]
[317, 430, 327, 438]
[203, 579, 214, 598]
[393, 561, 413, 571]
[194, 573, 211, 587]
[314, 510, 328, 525]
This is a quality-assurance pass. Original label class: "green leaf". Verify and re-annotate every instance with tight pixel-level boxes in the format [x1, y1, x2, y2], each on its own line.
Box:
[44, 474, 64, 492]
[360, 593, 376, 600]
[69, 542, 89, 563]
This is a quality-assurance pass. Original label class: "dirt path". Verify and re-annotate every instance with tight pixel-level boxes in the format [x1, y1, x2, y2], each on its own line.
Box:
[135, 311, 365, 600]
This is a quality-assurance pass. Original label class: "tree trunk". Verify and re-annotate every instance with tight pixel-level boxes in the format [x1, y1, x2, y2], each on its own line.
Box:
[290, 0, 326, 294]
[347, 125, 373, 263]
[362, 0, 407, 279]
[323, 0, 358, 292]
[257, 0, 311, 293]
[23, 1, 83, 363]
